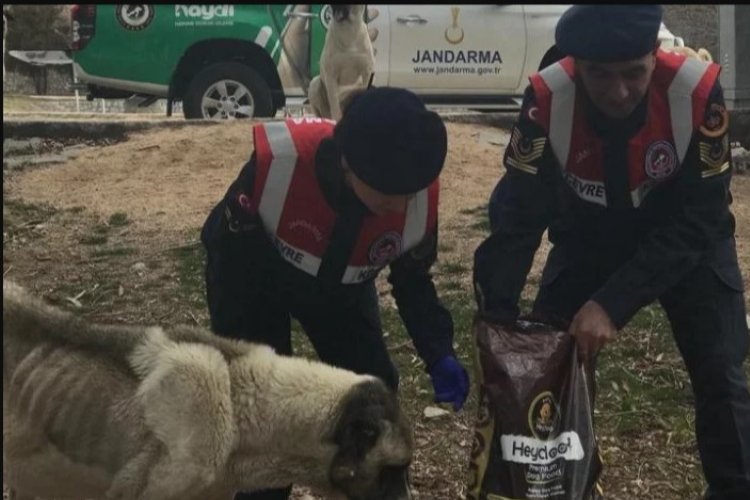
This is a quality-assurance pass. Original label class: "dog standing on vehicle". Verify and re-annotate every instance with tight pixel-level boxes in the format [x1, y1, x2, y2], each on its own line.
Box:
[308, 5, 374, 120]
[2, 280, 414, 500]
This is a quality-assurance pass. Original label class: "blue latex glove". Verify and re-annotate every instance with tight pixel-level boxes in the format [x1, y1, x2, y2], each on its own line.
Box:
[428, 355, 470, 411]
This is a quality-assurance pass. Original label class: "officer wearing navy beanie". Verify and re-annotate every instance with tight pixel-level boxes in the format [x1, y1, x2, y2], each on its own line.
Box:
[202, 86, 469, 500]
[475, 5, 749, 499]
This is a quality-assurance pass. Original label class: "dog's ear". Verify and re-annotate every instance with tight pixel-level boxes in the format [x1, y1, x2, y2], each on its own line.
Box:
[328, 380, 391, 468]
[331, 5, 351, 23]
[328, 380, 414, 499]
[332, 395, 384, 462]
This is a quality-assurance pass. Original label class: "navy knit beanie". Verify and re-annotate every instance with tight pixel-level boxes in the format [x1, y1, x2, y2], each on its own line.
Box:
[555, 5, 663, 62]
[335, 87, 447, 195]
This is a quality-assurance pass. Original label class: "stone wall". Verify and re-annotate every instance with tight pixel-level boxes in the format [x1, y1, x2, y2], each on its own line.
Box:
[3, 55, 74, 95]
[662, 5, 720, 61]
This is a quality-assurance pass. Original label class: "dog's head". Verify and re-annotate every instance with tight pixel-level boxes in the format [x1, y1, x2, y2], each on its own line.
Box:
[331, 5, 366, 24]
[327, 379, 414, 500]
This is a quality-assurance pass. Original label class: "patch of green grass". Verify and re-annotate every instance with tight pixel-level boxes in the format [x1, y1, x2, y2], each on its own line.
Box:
[171, 239, 208, 310]
[3, 199, 59, 238]
[470, 218, 491, 232]
[440, 261, 467, 275]
[79, 235, 108, 245]
[595, 305, 695, 442]
[437, 241, 455, 253]
[108, 212, 130, 227]
[459, 204, 488, 216]
[92, 247, 137, 258]
[442, 280, 464, 292]
[4, 199, 58, 219]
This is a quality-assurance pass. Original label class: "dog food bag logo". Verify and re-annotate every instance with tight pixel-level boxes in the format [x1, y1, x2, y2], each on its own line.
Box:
[116, 5, 154, 31]
[529, 391, 561, 440]
[175, 5, 235, 27]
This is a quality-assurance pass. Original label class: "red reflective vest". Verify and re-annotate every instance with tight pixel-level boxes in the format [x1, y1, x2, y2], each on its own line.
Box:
[528, 50, 720, 207]
[250, 117, 439, 284]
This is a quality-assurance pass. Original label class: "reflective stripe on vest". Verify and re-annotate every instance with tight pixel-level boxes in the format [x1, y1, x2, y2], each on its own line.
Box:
[668, 57, 712, 164]
[254, 120, 435, 284]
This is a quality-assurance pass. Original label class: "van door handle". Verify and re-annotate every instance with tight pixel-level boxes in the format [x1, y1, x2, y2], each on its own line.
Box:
[397, 15, 428, 24]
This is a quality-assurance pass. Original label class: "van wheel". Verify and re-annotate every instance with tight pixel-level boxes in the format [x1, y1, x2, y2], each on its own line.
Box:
[183, 62, 274, 120]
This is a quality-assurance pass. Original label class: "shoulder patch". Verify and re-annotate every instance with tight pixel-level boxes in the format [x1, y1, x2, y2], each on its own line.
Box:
[699, 103, 729, 138]
[506, 128, 546, 175]
[699, 135, 729, 168]
[699, 135, 731, 178]
[526, 105, 541, 124]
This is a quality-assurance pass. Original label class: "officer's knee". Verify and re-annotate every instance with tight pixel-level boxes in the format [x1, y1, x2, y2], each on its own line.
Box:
[688, 356, 749, 399]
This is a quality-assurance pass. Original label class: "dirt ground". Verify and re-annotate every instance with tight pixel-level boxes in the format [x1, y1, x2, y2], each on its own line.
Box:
[3, 118, 750, 499]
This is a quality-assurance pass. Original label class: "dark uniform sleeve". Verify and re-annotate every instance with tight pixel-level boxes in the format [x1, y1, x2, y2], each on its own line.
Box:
[472, 86, 557, 323]
[387, 226, 456, 369]
[592, 81, 737, 328]
[200, 152, 278, 337]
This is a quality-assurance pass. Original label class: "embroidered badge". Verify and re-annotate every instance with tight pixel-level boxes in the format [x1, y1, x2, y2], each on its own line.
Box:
[699, 103, 729, 138]
[506, 127, 546, 175]
[368, 232, 402, 266]
[526, 105, 540, 123]
[699, 135, 729, 168]
[699, 135, 731, 178]
[644, 140, 678, 180]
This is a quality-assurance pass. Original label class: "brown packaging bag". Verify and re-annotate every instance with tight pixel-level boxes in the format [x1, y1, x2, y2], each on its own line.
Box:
[467, 318, 602, 500]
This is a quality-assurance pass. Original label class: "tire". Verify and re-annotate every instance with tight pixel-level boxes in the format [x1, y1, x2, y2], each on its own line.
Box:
[182, 61, 274, 120]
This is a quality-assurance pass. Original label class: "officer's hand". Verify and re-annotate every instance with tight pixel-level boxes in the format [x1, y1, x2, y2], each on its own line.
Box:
[568, 300, 616, 364]
[428, 355, 470, 411]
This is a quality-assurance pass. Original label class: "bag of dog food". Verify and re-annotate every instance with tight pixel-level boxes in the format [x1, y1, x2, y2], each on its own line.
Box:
[467, 318, 602, 500]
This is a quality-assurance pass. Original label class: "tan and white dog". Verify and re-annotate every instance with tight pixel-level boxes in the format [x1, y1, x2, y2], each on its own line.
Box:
[665, 45, 713, 63]
[2, 280, 413, 500]
[308, 5, 375, 120]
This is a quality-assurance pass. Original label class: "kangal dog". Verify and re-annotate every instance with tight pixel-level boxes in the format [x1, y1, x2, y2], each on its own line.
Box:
[2, 280, 413, 500]
[308, 5, 374, 120]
